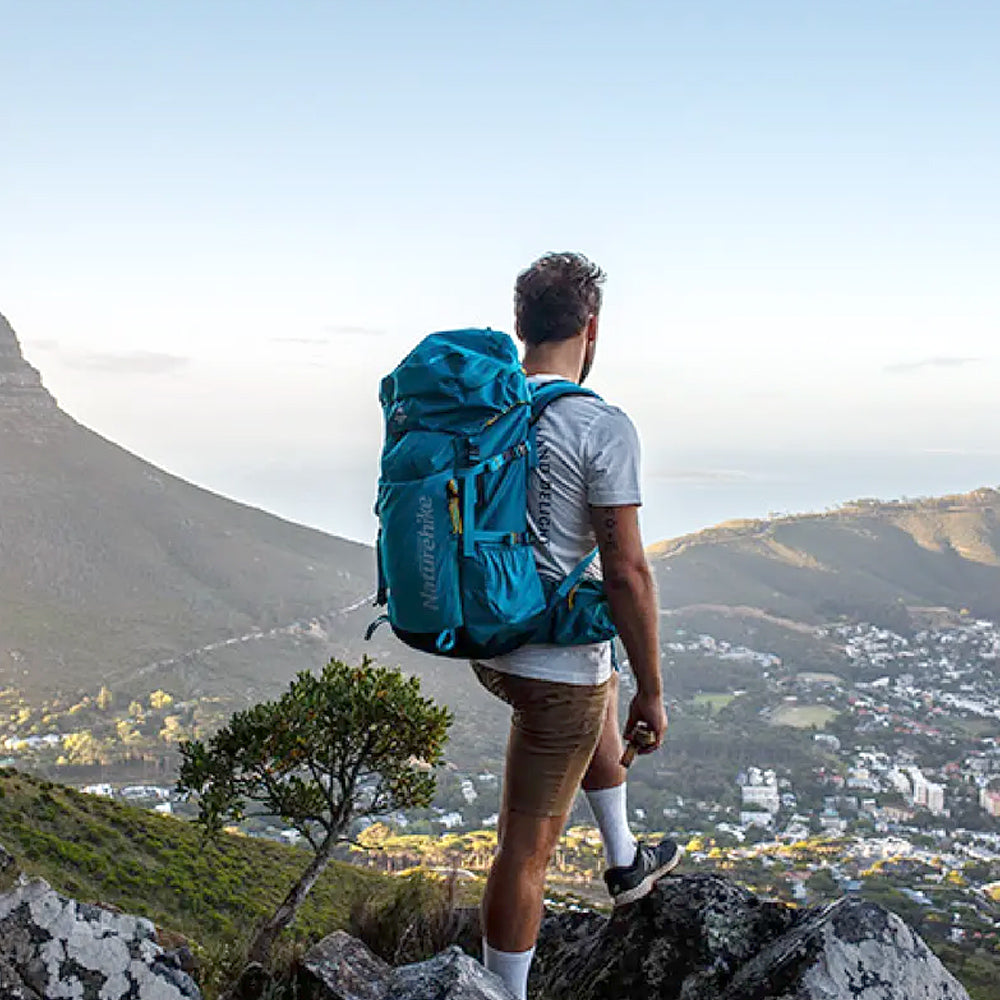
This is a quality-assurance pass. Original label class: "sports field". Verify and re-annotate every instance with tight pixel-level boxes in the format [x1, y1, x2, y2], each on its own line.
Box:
[691, 692, 737, 714]
[770, 704, 839, 729]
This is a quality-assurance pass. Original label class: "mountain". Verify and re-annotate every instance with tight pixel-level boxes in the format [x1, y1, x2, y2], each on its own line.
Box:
[0, 312, 375, 702]
[649, 490, 1000, 663]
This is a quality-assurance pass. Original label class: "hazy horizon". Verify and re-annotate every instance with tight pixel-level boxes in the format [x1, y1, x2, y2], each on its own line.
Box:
[170, 447, 1000, 548]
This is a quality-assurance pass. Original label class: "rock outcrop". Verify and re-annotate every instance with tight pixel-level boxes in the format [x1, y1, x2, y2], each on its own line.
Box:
[301, 930, 513, 999]
[296, 875, 968, 1000]
[0, 870, 200, 1000]
[533, 873, 970, 1000]
[299, 874, 970, 1000]
[0, 863, 961, 1000]
[0, 313, 56, 412]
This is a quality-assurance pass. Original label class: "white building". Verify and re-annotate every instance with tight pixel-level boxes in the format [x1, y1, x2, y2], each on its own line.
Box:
[742, 784, 781, 813]
[924, 782, 946, 815]
[906, 767, 946, 815]
[888, 768, 912, 797]
[740, 811, 774, 829]
[740, 766, 780, 813]
[81, 783, 113, 798]
[980, 788, 1000, 818]
[120, 785, 171, 800]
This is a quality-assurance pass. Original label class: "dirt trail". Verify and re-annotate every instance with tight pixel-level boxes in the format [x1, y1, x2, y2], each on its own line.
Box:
[134, 590, 376, 678]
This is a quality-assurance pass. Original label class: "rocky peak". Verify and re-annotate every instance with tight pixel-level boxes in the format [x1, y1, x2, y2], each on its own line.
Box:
[296, 874, 972, 1000]
[532, 874, 970, 1000]
[0, 312, 57, 410]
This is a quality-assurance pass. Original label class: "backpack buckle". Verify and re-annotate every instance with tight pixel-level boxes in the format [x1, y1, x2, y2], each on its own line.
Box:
[447, 479, 463, 535]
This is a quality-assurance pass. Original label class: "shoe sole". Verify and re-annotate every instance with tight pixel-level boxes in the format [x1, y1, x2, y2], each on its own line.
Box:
[612, 844, 684, 907]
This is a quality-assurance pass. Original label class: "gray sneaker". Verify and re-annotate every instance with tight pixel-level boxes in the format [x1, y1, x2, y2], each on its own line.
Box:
[604, 839, 683, 906]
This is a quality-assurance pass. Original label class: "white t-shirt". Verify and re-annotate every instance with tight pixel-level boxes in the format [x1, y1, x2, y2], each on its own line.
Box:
[480, 374, 643, 686]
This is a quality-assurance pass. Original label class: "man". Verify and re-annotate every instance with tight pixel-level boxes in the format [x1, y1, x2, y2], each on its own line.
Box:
[472, 252, 680, 1000]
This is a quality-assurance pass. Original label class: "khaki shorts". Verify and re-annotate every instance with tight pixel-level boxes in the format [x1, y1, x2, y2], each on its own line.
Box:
[472, 662, 610, 818]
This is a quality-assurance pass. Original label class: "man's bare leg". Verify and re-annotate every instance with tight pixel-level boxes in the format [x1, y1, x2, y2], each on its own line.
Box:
[482, 808, 566, 952]
[481, 807, 567, 998]
[581, 674, 639, 868]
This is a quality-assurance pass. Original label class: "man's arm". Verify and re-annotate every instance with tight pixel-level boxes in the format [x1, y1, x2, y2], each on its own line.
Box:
[590, 504, 667, 750]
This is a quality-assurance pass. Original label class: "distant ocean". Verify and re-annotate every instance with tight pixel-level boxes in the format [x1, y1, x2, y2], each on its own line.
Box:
[641, 448, 1000, 544]
[199, 448, 1000, 549]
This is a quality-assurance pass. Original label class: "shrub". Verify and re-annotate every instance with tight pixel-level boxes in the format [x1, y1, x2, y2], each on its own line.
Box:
[348, 871, 477, 965]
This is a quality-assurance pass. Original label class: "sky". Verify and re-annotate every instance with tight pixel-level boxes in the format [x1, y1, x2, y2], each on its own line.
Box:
[2, 1, 998, 544]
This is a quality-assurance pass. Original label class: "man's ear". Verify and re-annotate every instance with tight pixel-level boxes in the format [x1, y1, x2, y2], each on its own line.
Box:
[585, 313, 599, 343]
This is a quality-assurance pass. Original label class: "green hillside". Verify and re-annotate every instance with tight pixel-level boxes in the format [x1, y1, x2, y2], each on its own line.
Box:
[651, 489, 1000, 634]
[0, 767, 396, 992]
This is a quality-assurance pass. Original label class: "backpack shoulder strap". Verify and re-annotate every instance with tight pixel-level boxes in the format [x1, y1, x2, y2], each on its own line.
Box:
[528, 380, 601, 426]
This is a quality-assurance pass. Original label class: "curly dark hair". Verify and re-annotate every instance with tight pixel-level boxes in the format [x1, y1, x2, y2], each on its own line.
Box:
[514, 252, 606, 345]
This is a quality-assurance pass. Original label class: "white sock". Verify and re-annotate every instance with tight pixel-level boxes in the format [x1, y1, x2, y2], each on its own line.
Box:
[483, 940, 534, 1000]
[586, 783, 638, 869]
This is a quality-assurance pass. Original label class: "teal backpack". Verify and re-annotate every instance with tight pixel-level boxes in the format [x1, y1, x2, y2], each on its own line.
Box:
[367, 328, 617, 660]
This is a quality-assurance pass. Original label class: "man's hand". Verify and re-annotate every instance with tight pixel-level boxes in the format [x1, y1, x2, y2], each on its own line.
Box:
[625, 689, 668, 753]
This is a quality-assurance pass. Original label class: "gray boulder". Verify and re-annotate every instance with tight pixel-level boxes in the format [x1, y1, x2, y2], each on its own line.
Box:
[302, 930, 393, 999]
[724, 894, 970, 1000]
[0, 875, 201, 1000]
[532, 873, 969, 1000]
[0, 952, 40, 1000]
[391, 946, 515, 999]
[302, 932, 514, 1000]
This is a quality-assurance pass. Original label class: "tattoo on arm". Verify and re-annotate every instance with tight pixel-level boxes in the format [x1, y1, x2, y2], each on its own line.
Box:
[600, 508, 619, 551]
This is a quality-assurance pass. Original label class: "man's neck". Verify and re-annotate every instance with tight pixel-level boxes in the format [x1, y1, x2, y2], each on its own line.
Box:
[522, 342, 583, 383]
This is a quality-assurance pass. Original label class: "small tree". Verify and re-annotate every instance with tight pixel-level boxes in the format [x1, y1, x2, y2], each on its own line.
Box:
[176, 656, 452, 965]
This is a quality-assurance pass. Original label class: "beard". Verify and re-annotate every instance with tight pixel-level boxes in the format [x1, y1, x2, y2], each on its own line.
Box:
[578, 342, 596, 384]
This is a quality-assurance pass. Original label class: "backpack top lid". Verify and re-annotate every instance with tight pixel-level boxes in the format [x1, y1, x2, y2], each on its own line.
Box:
[379, 328, 527, 440]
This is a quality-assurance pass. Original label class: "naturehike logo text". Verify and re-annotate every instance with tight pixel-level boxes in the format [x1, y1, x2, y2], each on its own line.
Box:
[416, 495, 439, 612]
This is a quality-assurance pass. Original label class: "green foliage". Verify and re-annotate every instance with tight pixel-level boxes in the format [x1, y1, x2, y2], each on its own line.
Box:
[0, 769, 382, 959]
[348, 871, 471, 966]
[150, 690, 174, 711]
[175, 657, 453, 966]
[177, 657, 453, 847]
[931, 943, 1000, 1000]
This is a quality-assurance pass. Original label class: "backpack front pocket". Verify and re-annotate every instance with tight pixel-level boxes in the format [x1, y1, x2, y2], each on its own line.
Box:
[463, 542, 545, 629]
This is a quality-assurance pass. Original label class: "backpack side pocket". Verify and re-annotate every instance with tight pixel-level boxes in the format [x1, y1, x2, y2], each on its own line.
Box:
[543, 576, 617, 646]
[378, 475, 463, 634]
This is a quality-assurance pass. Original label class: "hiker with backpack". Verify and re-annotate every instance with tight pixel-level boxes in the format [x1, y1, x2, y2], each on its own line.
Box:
[372, 252, 679, 1000]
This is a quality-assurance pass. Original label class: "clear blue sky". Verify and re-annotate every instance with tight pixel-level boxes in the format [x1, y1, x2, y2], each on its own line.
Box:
[2, 1, 998, 542]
